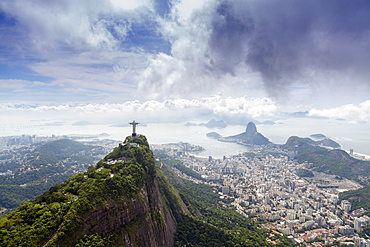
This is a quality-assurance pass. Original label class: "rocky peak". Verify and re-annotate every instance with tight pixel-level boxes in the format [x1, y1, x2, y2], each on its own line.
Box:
[246, 122, 257, 134]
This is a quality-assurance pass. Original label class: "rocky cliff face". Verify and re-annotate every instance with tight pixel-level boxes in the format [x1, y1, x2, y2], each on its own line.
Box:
[76, 172, 177, 247]
[0, 135, 187, 247]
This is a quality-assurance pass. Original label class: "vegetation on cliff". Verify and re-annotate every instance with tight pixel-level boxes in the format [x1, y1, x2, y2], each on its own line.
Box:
[296, 168, 314, 177]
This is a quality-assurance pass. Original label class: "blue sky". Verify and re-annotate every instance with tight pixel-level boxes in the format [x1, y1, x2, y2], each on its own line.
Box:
[1, 0, 370, 129]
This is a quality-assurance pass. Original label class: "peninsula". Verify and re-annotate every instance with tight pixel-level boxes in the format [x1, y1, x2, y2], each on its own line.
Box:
[217, 122, 271, 145]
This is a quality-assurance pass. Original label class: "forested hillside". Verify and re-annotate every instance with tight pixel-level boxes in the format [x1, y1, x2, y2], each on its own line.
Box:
[284, 136, 370, 184]
[340, 185, 370, 215]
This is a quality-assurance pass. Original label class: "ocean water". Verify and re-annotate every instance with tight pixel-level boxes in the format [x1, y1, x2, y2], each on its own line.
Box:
[1, 118, 369, 158]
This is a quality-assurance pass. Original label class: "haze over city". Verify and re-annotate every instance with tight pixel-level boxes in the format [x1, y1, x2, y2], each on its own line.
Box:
[1, 0, 370, 154]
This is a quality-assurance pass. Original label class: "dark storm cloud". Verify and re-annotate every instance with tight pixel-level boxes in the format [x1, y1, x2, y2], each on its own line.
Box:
[209, 1, 254, 75]
[209, 0, 370, 97]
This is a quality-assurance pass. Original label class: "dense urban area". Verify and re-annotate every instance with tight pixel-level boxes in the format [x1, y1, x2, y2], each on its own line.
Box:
[151, 142, 370, 247]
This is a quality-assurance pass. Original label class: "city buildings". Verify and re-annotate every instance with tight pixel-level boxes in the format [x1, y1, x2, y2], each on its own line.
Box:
[152, 142, 369, 246]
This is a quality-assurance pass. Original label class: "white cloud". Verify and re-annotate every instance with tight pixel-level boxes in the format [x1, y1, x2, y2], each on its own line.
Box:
[172, 0, 209, 21]
[139, 0, 241, 99]
[0, 0, 162, 102]
[0, 95, 277, 123]
[109, 0, 153, 11]
[0, 0, 154, 52]
[309, 100, 370, 122]
[136, 0, 271, 100]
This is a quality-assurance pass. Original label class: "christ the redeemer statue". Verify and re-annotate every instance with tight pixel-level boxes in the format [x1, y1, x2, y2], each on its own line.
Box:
[129, 120, 139, 136]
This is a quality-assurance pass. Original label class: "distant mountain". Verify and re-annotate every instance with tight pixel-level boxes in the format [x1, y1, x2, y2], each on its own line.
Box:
[185, 122, 198, 126]
[261, 120, 275, 125]
[246, 121, 257, 134]
[310, 133, 326, 139]
[283, 136, 370, 184]
[319, 138, 341, 148]
[289, 111, 308, 118]
[205, 119, 227, 128]
[185, 119, 227, 128]
[308, 134, 340, 148]
[220, 122, 270, 145]
[206, 131, 222, 139]
[284, 135, 340, 150]
[283, 136, 322, 154]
